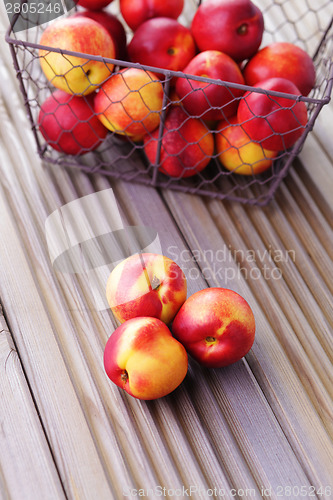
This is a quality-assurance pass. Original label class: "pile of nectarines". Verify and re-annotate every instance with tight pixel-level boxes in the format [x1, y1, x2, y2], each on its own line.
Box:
[37, 0, 316, 178]
[103, 253, 256, 400]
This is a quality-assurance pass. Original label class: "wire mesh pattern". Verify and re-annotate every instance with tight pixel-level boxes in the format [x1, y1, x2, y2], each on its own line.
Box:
[5, 0, 333, 205]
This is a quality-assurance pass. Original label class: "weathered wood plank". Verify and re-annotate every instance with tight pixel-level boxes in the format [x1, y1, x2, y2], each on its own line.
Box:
[273, 184, 333, 293]
[234, 199, 333, 354]
[297, 133, 333, 215]
[213, 186, 333, 352]
[282, 168, 333, 259]
[0, 145, 116, 498]
[163, 189, 333, 487]
[244, 202, 333, 344]
[0, 308, 65, 500]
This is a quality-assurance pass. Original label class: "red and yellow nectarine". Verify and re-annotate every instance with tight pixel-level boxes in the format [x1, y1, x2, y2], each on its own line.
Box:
[72, 10, 128, 61]
[243, 42, 316, 96]
[172, 287, 256, 368]
[39, 17, 115, 95]
[94, 68, 164, 142]
[216, 116, 277, 175]
[144, 106, 214, 178]
[38, 90, 108, 155]
[237, 77, 308, 151]
[106, 253, 187, 325]
[176, 50, 245, 121]
[104, 317, 188, 400]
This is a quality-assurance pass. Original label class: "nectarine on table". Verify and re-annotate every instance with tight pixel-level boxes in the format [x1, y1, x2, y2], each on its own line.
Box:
[104, 317, 188, 400]
[172, 287, 256, 368]
[106, 253, 187, 325]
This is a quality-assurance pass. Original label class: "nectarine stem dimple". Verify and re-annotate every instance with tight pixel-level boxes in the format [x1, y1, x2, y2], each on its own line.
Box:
[151, 275, 161, 290]
[205, 336, 216, 344]
[121, 370, 128, 384]
[167, 47, 175, 56]
[237, 23, 248, 36]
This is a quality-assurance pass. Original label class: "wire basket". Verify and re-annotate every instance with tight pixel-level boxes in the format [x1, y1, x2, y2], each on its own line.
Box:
[5, 0, 333, 205]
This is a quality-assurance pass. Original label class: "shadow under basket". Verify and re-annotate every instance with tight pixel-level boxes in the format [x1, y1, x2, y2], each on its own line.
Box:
[5, 0, 333, 206]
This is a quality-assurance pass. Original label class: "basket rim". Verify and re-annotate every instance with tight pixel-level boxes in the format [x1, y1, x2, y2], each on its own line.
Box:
[5, 9, 333, 106]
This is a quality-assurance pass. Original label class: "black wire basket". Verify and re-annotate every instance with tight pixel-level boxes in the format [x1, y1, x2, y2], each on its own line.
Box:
[5, 0, 333, 205]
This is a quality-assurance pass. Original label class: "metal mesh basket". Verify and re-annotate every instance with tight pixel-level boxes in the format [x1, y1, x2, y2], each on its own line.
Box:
[5, 0, 333, 205]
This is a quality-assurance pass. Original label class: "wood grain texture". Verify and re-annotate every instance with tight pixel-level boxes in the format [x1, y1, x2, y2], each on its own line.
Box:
[0, 170, 116, 500]
[163, 190, 333, 485]
[0, 307, 65, 500]
[1, 1, 333, 499]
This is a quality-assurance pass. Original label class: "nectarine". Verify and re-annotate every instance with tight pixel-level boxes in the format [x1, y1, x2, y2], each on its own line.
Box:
[38, 90, 108, 155]
[237, 77, 308, 151]
[243, 42, 316, 96]
[176, 50, 245, 121]
[106, 253, 187, 325]
[104, 317, 188, 400]
[191, 0, 264, 62]
[39, 17, 115, 95]
[172, 287, 256, 368]
[94, 68, 164, 141]
[73, 10, 128, 61]
[120, 0, 184, 32]
[216, 116, 277, 175]
[144, 106, 214, 178]
[128, 17, 196, 73]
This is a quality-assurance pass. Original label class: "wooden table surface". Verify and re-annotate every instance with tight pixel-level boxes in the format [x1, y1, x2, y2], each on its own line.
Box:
[0, 2, 333, 499]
